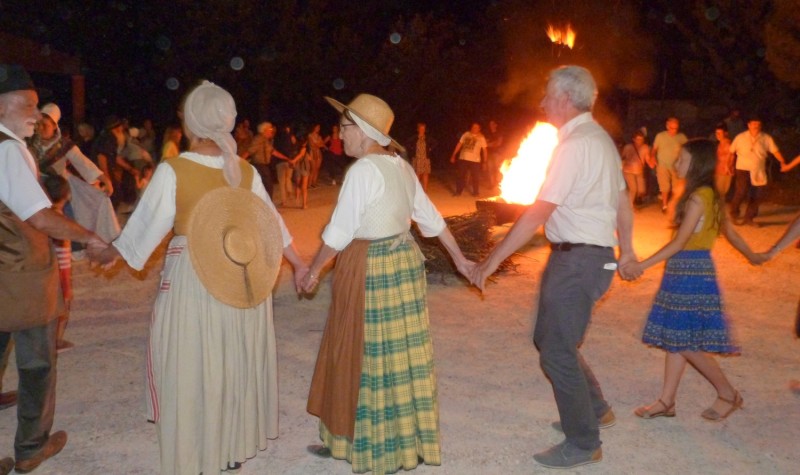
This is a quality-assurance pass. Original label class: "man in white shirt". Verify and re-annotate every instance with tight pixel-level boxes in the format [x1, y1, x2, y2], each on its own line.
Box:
[728, 117, 787, 226]
[471, 65, 637, 469]
[450, 122, 487, 196]
[0, 64, 106, 474]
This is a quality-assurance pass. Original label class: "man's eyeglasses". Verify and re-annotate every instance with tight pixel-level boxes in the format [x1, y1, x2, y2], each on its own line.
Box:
[340, 122, 356, 128]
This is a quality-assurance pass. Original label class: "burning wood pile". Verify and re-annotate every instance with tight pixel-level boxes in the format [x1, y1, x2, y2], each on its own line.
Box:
[476, 121, 558, 224]
[415, 122, 559, 280]
[411, 209, 517, 279]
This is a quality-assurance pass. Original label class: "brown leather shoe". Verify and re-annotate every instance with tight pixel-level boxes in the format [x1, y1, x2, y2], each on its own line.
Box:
[0, 391, 17, 411]
[14, 431, 67, 473]
[0, 457, 14, 475]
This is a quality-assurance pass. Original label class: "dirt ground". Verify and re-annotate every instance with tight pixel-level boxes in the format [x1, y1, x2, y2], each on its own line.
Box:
[1, 174, 798, 474]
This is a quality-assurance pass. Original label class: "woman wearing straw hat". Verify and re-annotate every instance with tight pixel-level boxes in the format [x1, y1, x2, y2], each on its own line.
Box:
[93, 80, 307, 474]
[302, 93, 474, 474]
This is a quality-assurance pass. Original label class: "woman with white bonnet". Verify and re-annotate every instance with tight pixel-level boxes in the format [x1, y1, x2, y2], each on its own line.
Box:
[302, 93, 474, 474]
[95, 80, 307, 474]
[28, 102, 119, 242]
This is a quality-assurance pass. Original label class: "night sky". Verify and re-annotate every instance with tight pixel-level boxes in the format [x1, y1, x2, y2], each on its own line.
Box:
[2, 1, 796, 145]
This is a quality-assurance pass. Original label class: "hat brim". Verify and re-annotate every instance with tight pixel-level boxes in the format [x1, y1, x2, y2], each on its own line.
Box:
[187, 187, 283, 309]
[325, 96, 406, 154]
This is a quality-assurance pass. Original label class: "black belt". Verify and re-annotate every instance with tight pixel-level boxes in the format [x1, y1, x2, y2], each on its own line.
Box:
[550, 242, 611, 251]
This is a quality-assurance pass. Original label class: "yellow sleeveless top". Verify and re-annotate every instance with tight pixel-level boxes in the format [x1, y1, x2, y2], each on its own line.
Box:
[683, 186, 719, 250]
[166, 156, 254, 236]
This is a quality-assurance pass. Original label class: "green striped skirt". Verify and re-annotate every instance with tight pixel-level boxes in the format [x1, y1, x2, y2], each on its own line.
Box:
[308, 235, 441, 474]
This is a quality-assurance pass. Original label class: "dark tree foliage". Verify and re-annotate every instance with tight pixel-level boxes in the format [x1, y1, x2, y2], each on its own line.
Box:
[765, 0, 800, 89]
[643, 0, 800, 122]
[5, 0, 800, 149]
[0, 0, 503, 144]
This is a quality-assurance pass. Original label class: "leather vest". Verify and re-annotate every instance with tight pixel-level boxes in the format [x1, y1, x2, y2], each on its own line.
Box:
[0, 131, 63, 331]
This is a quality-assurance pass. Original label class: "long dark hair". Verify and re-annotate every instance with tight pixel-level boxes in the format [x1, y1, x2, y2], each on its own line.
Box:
[674, 139, 721, 228]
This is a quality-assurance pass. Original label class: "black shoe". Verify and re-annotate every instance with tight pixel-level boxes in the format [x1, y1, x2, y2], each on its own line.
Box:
[225, 461, 242, 472]
[307, 445, 332, 458]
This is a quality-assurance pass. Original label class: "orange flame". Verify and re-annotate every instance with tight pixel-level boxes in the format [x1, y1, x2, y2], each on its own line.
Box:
[499, 122, 559, 205]
[546, 23, 575, 49]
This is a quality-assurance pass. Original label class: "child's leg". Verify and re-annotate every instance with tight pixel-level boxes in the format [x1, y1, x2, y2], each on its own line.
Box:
[681, 351, 739, 414]
[636, 352, 686, 416]
[301, 176, 309, 208]
[56, 300, 74, 351]
[659, 352, 688, 405]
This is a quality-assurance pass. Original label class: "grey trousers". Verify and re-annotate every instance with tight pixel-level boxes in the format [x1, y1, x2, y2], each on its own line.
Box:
[0, 320, 58, 460]
[533, 246, 615, 450]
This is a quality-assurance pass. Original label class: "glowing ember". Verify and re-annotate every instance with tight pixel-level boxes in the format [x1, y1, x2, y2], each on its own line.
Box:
[498, 122, 558, 205]
[546, 23, 576, 49]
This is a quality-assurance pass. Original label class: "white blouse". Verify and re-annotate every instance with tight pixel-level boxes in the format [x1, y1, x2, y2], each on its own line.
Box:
[321, 153, 446, 251]
[113, 152, 292, 270]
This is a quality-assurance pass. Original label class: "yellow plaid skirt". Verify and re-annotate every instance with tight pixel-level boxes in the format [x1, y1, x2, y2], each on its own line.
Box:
[310, 236, 441, 474]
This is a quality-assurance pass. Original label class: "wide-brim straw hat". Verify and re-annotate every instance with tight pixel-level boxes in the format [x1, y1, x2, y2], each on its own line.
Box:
[187, 187, 283, 308]
[324, 93, 405, 153]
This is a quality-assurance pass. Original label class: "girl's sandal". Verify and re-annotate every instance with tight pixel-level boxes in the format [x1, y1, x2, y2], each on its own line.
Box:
[701, 390, 743, 421]
[634, 399, 676, 419]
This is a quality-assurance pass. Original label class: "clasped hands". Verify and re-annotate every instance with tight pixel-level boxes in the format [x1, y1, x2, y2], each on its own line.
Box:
[86, 235, 119, 269]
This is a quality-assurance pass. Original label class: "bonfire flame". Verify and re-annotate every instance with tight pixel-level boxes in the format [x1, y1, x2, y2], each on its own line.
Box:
[498, 122, 558, 205]
[546, 23, 575, 49]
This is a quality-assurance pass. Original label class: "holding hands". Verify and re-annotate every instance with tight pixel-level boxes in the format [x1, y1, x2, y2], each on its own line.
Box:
[469, 258, 496, 293]
[617, 251, 642, 281]
[86, 236, 120, 269]
[300, 268, 319, 293]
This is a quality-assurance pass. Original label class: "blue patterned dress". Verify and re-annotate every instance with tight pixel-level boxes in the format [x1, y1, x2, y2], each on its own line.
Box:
[642, 187, 739, 354]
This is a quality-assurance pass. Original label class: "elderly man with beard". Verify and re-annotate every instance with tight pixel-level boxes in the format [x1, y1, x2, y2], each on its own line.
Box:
[0, 64, 107, 474]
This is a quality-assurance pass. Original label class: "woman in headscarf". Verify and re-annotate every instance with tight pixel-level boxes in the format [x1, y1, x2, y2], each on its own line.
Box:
[28, 103, 119, 242]
[302, 94, 474, 475]
[94, 80, 307, 474]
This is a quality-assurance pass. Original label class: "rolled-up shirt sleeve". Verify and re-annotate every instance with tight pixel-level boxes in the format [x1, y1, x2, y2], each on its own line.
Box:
[321, 160, 380, 251]
[112, 163, 176, 270]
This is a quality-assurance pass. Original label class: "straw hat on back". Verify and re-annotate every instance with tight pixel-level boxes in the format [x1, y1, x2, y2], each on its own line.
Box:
[187, 187, 283, 308]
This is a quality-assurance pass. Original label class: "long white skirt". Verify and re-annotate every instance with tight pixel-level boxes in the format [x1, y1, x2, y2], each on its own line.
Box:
[146, 235, 278, 474]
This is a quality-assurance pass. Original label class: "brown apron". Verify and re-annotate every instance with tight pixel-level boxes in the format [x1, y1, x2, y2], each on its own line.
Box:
[0, 132, 63, 332]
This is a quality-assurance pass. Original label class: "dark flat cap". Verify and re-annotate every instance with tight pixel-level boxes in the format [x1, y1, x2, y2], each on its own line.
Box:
[0, 64, 36, 95]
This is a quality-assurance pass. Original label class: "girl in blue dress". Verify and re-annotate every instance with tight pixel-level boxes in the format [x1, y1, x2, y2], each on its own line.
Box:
[624, 139, 760, 421]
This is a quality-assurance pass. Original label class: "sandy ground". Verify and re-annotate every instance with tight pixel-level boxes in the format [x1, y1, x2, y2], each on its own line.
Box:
[1, 174, 799, 475]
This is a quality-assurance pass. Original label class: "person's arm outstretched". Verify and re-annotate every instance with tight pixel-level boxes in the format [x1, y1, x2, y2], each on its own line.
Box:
[781, 155, 800, 172]
[720, 213, 761, 264]
[615, 188, 639, 280]
[436, 227, 474, 279]
[624, 192, 705, 276]
[759, 213, 800, 261]
[470, 200, 557, 291]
